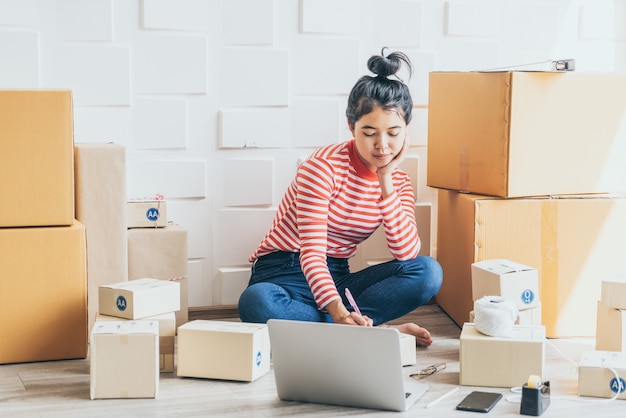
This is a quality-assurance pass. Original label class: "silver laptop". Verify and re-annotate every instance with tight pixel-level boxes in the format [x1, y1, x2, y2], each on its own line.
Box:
[267, 319, 428, 412]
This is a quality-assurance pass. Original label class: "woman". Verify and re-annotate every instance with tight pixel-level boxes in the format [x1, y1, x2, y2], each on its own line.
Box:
[238, 49, 443, 347]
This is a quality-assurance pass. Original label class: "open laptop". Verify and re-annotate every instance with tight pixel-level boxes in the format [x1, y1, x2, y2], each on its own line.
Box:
[267, 319, 428, 412]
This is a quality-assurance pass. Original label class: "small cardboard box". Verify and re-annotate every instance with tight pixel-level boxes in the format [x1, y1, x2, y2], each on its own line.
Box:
[596, 301, 626, 352]
[127, 199, 167, 228]
[0, 90, 75, 227]
[460, 323, 545, 388]
[601, 277, 626, 310]
[579, 351, 626, 400]
[472, 259, 540, 310]
[399, 333, 416, 366]
[177, 320, 270, 382]
[96, 312, 176, 373]
[98, 278, 180, 320]
[427, 71, 626, 198]
[90, 320, 159, 399]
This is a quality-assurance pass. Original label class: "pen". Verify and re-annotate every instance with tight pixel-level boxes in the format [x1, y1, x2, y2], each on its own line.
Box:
[345, 288, 362, 316]
[426, 387, 459, 409]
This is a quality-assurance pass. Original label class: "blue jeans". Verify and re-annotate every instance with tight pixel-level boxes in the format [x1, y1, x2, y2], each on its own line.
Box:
[238, 251, 443, 325]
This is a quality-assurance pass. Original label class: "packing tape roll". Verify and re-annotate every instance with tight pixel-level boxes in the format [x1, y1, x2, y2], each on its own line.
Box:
[527, 374, 542, 389]
[474, 296, 518, 337]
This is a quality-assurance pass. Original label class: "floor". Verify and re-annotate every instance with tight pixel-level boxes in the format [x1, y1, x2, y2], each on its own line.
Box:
[1, 304, 624, 417]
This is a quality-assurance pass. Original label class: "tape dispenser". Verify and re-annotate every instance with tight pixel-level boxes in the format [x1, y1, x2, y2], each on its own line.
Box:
[520, 375, 550, 416]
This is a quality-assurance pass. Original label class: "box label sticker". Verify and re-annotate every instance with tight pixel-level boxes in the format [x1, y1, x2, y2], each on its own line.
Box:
[146, 208, 160, 222]
[610, 377, 626, 394]
[521, 289, 535, 305]
[117, 295, 127, 311]
[256, 351, 262, 367]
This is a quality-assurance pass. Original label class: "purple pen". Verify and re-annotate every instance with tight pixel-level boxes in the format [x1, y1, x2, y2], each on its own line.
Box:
[345, 288, 362, 316]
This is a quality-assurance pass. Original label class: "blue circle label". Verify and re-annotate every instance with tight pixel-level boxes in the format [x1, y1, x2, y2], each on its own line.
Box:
[146, 207, 160, 222]
[610, 377, 626, 394]
[116, 295, 127, 311]
[521, 289, 535, 305]
[256, 351, 262, 367]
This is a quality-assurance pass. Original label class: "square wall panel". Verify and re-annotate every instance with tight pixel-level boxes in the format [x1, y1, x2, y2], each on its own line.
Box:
[127, 159, 207, 199]
[73, 107, 133, 146]
[223, 0, 274, 44]
[56, 0, 113, 41]
[142, 0, 209, 31]
[0, 0, 39, 26]
[446, 0, 502, 37]
[364, 0, 421, 46]
[291, 98, 342, 148]
[0, 31, 39, 88]
[292, 38, 360, 95]
[166, 200, 211, 259]
[217, 48, 288, 107]
[398, 155, 418, 200]
[188, 259, 210, 307]
[510, 3, 559, 49]
[408, 108, 428, 147]
[579, 2, 615, 40]
[134, 35, 208, 94]
[217, 267, 251, 306]
[222, 159, 273, 207]
[45, 45, 130, 106]
[133, 99, 187, 149]
[301, 0, 360, 34]
[219, 108, 290, 148]
[216, 209, 276, 266]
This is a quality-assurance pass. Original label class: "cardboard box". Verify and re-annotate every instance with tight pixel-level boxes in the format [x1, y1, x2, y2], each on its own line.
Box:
[177, 320, 270, 382]
[427, 71, 626, 198]
[98, 278, 180, 320]
[75, 142, 128, 334]
[579, 351, 626, 400]
[472, 259, 540, 310]
[0, 221, 87, 364]
[399, 333, 416, 366]
[0, 90, 75, 227]
[601, 277, 626, 310]
[90, 320, 159, 399]
[460, 323, 545, 388]
[436, 190, 626, 337]
[128, 224, 188, 328]
[596, 301, 626, 352]
[96, 312, 176, 373]
[127, 199, 167, 228]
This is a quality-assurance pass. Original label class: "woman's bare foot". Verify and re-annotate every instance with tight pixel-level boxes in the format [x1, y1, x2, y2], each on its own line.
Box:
[389, 323, 433, 347]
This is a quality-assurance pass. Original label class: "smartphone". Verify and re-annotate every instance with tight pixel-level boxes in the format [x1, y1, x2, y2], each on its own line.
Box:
[456, 391, 503, 413]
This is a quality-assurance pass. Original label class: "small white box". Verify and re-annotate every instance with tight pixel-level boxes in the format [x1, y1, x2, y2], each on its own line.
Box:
[601, 277, 626, 310]
[98, 278, 180, 320]
[96, 311, 176, 373]
[579, 351, 626, 399]
[472, 259, 540, 310]
[177, 320, 270, 382]
[399, 333, 416, 366]
[127, 199, 167, 228]
[596, 301, 626, 352]
[90, 320, 159, 399]
[460, 323, 545, 388]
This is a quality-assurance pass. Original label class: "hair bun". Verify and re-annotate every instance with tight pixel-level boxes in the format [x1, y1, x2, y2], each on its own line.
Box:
[367, 48, 412, 79]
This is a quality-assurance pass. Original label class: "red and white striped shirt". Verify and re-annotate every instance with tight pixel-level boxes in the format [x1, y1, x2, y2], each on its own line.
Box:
[250, 139, 420, 309]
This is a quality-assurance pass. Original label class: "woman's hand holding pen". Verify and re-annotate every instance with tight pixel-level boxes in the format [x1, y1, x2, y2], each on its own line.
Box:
[326, 298, 373, 327]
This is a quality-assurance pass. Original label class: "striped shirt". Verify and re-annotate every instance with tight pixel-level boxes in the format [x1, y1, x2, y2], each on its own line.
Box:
[250, 139, 420, 309]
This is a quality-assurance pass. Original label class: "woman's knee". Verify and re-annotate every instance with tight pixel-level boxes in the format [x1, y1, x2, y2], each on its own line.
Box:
[404, 256, 443, 296]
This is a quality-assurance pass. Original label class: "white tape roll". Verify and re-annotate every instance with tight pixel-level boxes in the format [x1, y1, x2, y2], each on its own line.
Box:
[527, 374, 542, 389]
[473, 295, 519, 337]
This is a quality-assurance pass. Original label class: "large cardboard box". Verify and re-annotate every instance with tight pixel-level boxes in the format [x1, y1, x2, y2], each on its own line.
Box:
[0, 90, 75, 227]
[75, 142, 128, 334]
[596, 301, 626, 352]
[427, 71, 626, 198]
[436, 190, 626, 337]
[579, 351, 626, 400]
[471, 259, 540, 310]
[177, 320, 270, 382]
[460, 323, 545, 388]
[90, 320, 159, 399]
[0, 221, 87, 364]
[98, 278, 180, 320]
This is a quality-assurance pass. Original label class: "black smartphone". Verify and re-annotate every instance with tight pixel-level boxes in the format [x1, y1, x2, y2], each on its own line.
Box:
[456, 391, 503, 413]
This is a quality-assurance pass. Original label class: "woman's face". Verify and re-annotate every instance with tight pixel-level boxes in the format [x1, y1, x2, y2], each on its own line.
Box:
[349, 106, 407, 172]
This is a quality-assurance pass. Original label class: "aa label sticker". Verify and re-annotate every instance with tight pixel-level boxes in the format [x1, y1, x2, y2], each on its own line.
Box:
[116, 295, 127, 311]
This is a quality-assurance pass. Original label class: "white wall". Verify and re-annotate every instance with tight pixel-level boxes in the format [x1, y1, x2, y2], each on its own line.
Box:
[1, 0, 624, 308]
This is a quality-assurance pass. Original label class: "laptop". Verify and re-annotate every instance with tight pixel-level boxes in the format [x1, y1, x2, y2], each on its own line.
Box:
[267, 319, 428, 412]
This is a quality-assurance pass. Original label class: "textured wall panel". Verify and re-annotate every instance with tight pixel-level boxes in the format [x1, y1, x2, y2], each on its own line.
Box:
[218, 267, 251, 306]
[446, 0, 501, 37]
[364, 0, 421, 46]
[408, 108, 428, 147]
[216, 209, 276, 266]
[187, 259, 210, 307]
[56, 0, 113, 41]
[166, 200, 211, 259]
[45, 45, 130, 106]
[223, 159, 274, 207]
[127, 159, 207, 199]
[142, 0, 209, 31]
[134, 35, 208, 94]
[223, 0, 274, 44]
[0, 0, 39, 26]
[291, 98, 341, 148]
[133, 99, 187, 149]
[217, 48, 288, 106]
[301, 0, 359, 34]
[219, 108, 290, 148]
[399, 155, 418, 200]
[580, 2, 615, 40]
[510, 3, 559, 49]
[0, 31, 39, 88]
[73, 107, 133, 146]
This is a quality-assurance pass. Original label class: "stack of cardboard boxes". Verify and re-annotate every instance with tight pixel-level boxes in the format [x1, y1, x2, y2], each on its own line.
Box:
[0, 90, 88, 364]
[428, 71, 626, 338]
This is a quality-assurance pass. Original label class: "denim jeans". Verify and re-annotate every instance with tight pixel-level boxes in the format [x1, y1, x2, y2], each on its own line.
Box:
[238, 251, 443, 325]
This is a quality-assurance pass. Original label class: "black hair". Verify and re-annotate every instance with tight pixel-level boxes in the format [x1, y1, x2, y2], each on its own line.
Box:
[346, 48, 414, 127]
